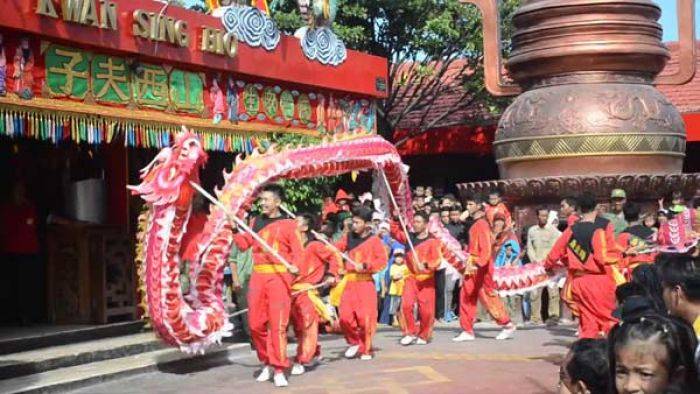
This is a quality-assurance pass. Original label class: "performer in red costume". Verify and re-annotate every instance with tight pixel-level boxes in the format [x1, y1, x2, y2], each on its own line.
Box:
[232, 184, 303, 387]
[389, 211, 443, 346]
[558, 196, 581, 321]
[617, 203, 656, 279]
[544, 193, 618, 339]
[333, 207, 387, 360]
[290, 213, 340, 376]
[453, 195, 516, 342]
[485, 189, 512, 229]
[561, 196, 580, 229]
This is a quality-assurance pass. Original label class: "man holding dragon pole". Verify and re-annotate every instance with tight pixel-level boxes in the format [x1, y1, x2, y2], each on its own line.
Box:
[232, 184, 303, 387]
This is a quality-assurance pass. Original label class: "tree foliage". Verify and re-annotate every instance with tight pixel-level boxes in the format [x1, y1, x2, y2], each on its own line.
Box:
[266, 133, 340, 213]
[271, 0, 521, 142]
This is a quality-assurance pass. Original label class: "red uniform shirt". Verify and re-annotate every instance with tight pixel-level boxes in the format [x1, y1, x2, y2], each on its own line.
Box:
[390, 224, 443, 274]
[485, 203, 512, 228]
[333, 233, 387, 275]
[467, 218, 493, 267]
[294, 239, 340, 285]
[233, 216, 304, 268]
[545, 220, 615, 274]
[0, 202, 40, 254]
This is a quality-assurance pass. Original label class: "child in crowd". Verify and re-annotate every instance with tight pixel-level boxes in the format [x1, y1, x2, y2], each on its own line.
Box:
[558, 339, 609, 394]
[388, 248, 409, 327]
[608, 314, 699, 394]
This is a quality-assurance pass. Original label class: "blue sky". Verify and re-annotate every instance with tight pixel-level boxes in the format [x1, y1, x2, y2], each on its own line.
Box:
[658, 0, 700, 41]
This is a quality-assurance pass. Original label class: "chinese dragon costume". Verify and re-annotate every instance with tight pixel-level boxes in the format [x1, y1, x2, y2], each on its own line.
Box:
[131, 128, 553, 353]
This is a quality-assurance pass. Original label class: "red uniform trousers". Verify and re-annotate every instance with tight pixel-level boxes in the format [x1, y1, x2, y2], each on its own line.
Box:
[401, 276, 436, 341]
[570, 272, 617, 338]
[290, 292, 321, 365]
[339, 278, 377, 356]
[459, 265, 511, 334]
[247, 271, 292, 372]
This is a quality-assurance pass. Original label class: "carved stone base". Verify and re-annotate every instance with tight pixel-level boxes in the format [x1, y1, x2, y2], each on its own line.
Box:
[457, 173, 700, 233]
[458, 174, 700, 204]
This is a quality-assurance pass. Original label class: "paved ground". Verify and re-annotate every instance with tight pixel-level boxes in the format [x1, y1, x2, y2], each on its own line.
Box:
[70, 322, 575, 394]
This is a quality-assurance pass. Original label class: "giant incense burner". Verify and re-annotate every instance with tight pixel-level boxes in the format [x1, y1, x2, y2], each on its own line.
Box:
[459, 0, 700, 221]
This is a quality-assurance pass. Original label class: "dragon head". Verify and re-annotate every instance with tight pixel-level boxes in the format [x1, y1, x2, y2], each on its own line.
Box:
[129, 127, 209, 207]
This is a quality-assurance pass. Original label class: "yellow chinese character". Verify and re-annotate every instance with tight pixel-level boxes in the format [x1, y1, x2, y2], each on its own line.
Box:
[134, 66, 168, 106]
[94, 57, 129, 101]
[48, 48, 88, 95]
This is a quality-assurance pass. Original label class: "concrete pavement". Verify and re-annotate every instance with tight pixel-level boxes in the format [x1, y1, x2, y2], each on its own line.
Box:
[68, 322, 575, 394]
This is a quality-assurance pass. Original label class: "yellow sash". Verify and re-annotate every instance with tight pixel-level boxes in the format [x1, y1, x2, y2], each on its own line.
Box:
[253, 264, 288, 274]
[292, 283, 332, 322]
[329, 273, 373, 307]
[409, 273, 434, 281]
[329, 276, 347, 307]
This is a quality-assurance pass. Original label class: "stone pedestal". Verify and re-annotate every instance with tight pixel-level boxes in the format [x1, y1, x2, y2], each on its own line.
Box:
[457, 173, 700, 233]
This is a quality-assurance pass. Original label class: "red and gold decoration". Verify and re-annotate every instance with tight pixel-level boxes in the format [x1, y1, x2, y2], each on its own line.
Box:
[0, 0, 387, 153]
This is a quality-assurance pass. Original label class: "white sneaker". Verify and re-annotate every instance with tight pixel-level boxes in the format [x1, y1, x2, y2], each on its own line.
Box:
[496, 324, 516, 340]
[415, 338, 428, 345]
[400, 335, 416, 346]
[291, 363, 305, 376]
[273, 372, 288, 387]
[344, 345, 360, 359]
[360, 354, 373, 361]
[452, 331, 475, 342]
[255, 366, 271, 382]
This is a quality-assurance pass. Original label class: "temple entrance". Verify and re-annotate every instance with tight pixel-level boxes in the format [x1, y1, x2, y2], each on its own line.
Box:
[0, 137, 135, 333]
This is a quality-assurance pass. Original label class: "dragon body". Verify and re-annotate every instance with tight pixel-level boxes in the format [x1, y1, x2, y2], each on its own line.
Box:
[132, 129, 556, 353]
[131, 130, 418, 353]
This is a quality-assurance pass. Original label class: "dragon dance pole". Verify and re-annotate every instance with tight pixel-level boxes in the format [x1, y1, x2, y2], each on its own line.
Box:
[189, 181, 299, 274]
[378, 169, 423, 273]
[229, 308, 249, 317]
[278, 205, 364, 271]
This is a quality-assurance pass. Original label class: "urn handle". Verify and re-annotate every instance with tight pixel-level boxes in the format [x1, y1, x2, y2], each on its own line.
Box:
[459, 0, 521, 97]
[655, 0, 697, 85]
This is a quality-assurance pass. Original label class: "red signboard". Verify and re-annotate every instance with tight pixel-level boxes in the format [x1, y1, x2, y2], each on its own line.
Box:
[1, 0, 388, 98]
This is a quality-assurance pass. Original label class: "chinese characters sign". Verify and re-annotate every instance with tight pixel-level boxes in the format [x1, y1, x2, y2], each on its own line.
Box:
[45, 43, 204, 113]
[33, 40, 375, 133]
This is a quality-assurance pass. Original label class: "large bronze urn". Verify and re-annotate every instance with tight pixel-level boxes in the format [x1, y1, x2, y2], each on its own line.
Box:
[461, 0, 697, 179]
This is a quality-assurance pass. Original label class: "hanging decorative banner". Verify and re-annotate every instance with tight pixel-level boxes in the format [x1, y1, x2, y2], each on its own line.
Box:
[0, 105, 266, 153]
[218, 5, 280, 51]
[0, 34, 377, 153]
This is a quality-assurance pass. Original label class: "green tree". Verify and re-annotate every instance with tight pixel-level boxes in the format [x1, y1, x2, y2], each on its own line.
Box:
[266, 133, 341, 213]
[270, 0, 520, 144]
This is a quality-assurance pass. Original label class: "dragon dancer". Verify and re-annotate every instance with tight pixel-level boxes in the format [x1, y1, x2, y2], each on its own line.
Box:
[390, 212, 444, 346]
[232, 184, 304, 387]
[332, 207, 387, 360]
[290, 213, 340, 376]
[544, 193, 618, 339]
[453, 195, 516, 342]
